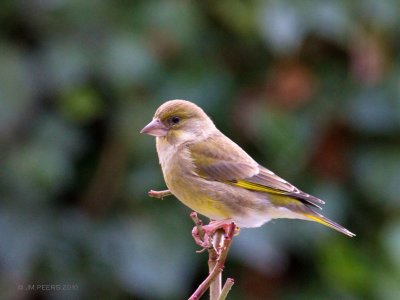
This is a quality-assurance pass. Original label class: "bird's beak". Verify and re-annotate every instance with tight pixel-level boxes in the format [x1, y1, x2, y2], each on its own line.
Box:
[140, 118, 168, 137]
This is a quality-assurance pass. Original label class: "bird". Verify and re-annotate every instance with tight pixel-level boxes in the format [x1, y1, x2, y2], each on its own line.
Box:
[140, 99, 355, 241]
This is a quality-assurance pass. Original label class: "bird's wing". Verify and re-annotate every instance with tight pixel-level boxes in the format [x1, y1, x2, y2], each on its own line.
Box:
[235, 166, 324, 209]
[188, 134, 324, 209]
[188, 134, 259, 182]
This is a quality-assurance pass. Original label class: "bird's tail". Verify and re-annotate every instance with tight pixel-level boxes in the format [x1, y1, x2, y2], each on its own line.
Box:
[304, 212, 356, 237]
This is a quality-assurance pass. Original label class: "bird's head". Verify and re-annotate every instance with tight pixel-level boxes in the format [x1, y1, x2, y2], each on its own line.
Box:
[140, 99, 216, 145]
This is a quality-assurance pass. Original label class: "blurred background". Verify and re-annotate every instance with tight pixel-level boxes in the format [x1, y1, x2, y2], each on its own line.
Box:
[1, 0, 400, 299]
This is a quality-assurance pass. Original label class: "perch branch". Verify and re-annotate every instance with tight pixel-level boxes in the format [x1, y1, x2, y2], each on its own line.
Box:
[209, 229, 223, 299]
[188, 217, 236, 300]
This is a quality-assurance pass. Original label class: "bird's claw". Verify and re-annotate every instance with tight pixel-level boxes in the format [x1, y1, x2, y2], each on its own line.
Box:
[191, 220, 238, 252]
[192, 226, 213, 250]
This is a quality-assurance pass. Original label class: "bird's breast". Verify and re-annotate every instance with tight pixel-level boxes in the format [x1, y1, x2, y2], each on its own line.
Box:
[155, 139, 232, 219]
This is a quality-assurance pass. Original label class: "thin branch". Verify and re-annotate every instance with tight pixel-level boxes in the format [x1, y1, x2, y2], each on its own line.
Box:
[218, 278, 234, 300]
[188, 222, 236, 300]
[148, 189, 172, 199]
[209, 229, 223, 299]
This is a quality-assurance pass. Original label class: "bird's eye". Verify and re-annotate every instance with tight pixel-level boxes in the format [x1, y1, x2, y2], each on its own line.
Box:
[171, 116, 180, 124]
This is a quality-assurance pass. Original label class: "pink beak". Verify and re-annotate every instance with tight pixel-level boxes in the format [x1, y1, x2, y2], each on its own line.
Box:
[140, 118, 168, 137]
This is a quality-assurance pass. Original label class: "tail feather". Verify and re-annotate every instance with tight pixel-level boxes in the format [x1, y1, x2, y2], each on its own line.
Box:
[304, 213, 356, 237]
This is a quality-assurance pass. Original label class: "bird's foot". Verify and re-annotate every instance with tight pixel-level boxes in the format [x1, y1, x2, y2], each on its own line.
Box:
[148, 189, 172, 199]
[192, 219, 238, 250]
[191, 226, 212, 250]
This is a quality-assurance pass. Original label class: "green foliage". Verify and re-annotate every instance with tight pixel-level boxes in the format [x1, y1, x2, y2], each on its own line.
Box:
[1, 0, 399, 299]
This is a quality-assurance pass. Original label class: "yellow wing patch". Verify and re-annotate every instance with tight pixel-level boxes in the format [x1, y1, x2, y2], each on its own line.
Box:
[231, 179, 323, 209]
[231, 180, 287, 195]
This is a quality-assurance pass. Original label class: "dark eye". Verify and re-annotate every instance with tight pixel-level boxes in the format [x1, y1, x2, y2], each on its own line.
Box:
[171, 116, 180, 124]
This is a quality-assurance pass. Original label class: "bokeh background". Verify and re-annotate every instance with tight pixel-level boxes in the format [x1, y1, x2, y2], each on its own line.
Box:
[1, 1, 400, 299]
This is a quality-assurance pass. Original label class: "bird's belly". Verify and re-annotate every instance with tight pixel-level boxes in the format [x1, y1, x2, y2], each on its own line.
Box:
[166, 176, 232, 220]
[165, 173, 275, 227]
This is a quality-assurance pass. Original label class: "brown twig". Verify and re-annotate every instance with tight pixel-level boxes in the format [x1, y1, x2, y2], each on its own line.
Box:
[209, 229, 223, 299]
[148, 189, 172, 199]
[191, 215, 226, 297]
[188, 219, 236, 300]
[218, 278, 234, 300]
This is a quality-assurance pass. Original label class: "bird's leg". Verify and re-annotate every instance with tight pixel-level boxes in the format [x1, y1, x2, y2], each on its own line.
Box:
[148, 189, 172, 199]
[192, 219, 236, 250]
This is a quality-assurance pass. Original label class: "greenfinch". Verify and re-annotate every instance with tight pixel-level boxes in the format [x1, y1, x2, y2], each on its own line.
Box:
[141, 100, 355, 237]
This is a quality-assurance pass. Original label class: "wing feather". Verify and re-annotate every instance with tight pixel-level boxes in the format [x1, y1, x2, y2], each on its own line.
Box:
[239, 166, 325, 208]
[188, 134, 324, 209]
[188, 133, 259, 181]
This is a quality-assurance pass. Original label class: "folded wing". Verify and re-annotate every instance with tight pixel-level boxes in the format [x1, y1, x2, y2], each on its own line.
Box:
[188, 134, 324, 209]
